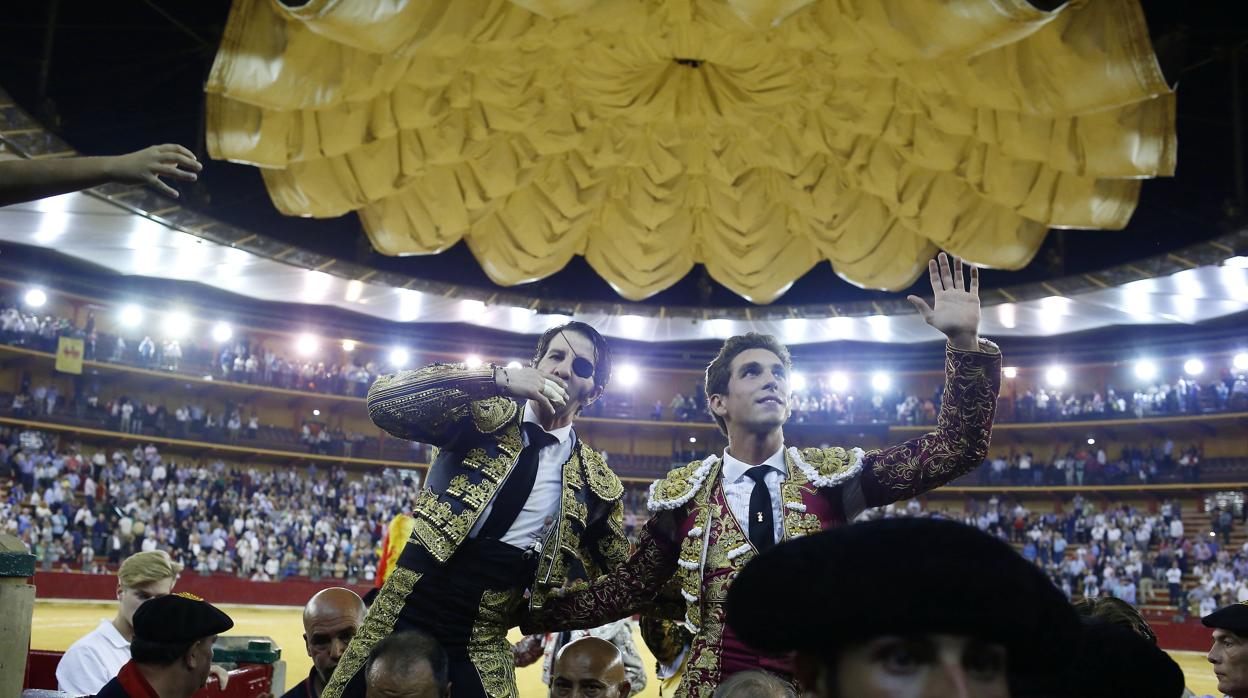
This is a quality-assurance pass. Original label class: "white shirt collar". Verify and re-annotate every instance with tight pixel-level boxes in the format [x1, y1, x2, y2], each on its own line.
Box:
[99, 619, 129, 649]
[522, 402, 574, 445]
[722, 444, 787, 483]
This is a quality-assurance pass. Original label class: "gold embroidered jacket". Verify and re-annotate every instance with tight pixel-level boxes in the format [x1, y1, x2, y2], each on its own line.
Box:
[523, 342, 1002, 697]
[367, 363, 631, 608]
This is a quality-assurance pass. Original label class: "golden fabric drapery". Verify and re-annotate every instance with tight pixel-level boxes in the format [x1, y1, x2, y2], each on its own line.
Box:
[206, 0, 1175, 303]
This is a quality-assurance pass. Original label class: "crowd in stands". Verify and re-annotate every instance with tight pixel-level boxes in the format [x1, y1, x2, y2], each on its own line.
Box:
[862, 494, 1248, 618]
[0, 426, 432, 584]
[972, 442, 1207, 486]
[5, 300, 1248, 433]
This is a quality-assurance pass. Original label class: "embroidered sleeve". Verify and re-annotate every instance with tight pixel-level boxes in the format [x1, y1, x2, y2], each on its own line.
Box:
[521, 513, 681, 634]
[511, 635, 545, 667]
[583, 500, 631, 579]
[859, 340, 1001, 507]
[366, 362, 500, 445]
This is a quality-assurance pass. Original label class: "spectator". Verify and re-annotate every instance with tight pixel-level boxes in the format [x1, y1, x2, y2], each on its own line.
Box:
[550, 637, 631, 698]
[364, 630, 450, 698]
[57, 550, 184, 695]
[94, 592, 233, 698]
[1203, 602, 1248, 698]
[711, 671, 795, 698]
[285, 587, 367, 698]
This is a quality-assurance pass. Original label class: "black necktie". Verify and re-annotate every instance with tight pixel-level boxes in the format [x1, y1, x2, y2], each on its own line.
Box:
[745, 465, 775, 553]
[478, 423, 557, 540]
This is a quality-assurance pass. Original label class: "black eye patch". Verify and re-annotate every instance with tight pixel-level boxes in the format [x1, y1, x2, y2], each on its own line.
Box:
[572, 356, 594, 379]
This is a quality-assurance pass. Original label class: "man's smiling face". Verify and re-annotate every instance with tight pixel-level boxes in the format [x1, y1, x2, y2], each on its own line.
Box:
[710, 348, 791, 434]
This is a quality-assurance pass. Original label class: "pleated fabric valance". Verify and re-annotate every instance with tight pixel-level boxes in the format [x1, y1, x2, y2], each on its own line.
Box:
[206, 0, 1174, 303]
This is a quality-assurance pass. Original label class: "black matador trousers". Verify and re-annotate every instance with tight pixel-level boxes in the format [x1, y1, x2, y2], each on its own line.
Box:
[323, 537, 535, 698]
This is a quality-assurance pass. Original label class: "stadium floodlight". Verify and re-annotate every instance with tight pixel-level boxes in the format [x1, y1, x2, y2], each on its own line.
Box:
[1045, 366, 1068, 387]
[790, 372, 807, 392]
[617, 364, 640, 388]
[341, 340, 356, 352]
[465, 355, 483, 368]
[163, 311, 191, 339]
[23, 288, 47, 308]
[1235, 352, 1248, 371]
[689, 436, 697, 443]
[827, 371, 849, 392]
[1133, 360, 1157, 381]
[1087, 438, 1096, 445]
[871, 372, 891, 392]
[389, 348, 409, 368]
[119, 304, 143, 328]
[295, 333, 319, 357]
[312, 409, 321, 417]
[1183, 358, 1204, 376]
[211, 322, 233, 344]
[506, 361, 523, 370]
[1002, 366, 1018, 379]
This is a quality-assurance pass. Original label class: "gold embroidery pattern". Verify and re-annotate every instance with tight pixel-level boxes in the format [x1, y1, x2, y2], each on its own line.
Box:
[868, 344, 1000, 499]
[471, 395, 517, 433]
[798, 446, 850, 476]
[366, 363, 498, 444]
[410, 490, 478, 564]
[582, 448, 623, 500]
[469, 589, 525, 698]
[321, 566, 423, 698]
[652, 460, 709, 507]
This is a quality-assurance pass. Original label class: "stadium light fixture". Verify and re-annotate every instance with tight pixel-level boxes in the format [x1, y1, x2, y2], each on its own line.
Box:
[1087, 438, 1095, 445]
[119, 304, 144, 328]
[295, 333, 319, 357]
[342, 340, 356, 352]
[790, 372, 807, 392]
[389, 348, 409, 367]
[1133, 360, 1157, 381]
[312, 409, 321, 417]
[211, 322, 233, 344]
[1045, 366, 1067, 388]
[1233, 352, 1248, 371]
[827, 371, 849, 392]
[871, 372, 891, 392]
[1183, 358, 1204, 376]
[506, 361, 523, 370]
[617, 364, 640, 388]
[23, 288, 47, 308]
[689, 437, 697, 443]
[163, 311, 191, 339]
[465, 355, 483, 368]
[1002, 366, 1018, 379]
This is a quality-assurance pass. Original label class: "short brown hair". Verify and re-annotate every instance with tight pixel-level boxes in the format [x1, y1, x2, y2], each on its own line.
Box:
[1072, 597, 1157, 644]
[704, 333, 792, 435]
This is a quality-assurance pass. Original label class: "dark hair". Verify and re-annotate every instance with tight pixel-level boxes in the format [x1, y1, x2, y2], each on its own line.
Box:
[130, 636, 196, 666]
[531, 321, 612, 393]
[1072, 597, 1157, 644]
[365, 630, 449, 696]
[704, 333, 792, 435]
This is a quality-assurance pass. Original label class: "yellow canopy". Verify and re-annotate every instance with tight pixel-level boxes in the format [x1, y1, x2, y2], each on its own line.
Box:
[206, 0, 1174, 303]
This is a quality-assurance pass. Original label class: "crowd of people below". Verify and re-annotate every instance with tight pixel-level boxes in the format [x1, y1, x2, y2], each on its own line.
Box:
[972, 441, 1208, 486]
[862, 493, 1248, 619]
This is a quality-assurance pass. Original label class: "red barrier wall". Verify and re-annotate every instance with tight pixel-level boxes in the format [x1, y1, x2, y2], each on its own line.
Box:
[33, 571, 371, 607]
[1152, 617, 1215, 653]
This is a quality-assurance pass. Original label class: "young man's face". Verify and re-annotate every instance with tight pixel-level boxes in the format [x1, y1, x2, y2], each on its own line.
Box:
[1209, 628, 1248, 696]
[535, 330, 602, 417]
[710, 348, 790, 435]
[804, 634, 1008, 698]
[117, 576, 176, 628]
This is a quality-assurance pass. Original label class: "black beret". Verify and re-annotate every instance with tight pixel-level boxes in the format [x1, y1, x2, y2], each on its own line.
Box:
[1203, 602, 1248, 635]
[133, 592, 234, 644]
[725, 518, 1080, 675]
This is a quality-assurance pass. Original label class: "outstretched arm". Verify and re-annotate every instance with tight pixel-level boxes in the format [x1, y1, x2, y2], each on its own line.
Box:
[0, 144, 202, 206]
[855, 253, 1000, 508]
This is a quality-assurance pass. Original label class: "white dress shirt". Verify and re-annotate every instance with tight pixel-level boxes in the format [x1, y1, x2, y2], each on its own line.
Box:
[721, 446, 788, 545]
[57, 619, 130, 696]
[470, 402, 573, 550]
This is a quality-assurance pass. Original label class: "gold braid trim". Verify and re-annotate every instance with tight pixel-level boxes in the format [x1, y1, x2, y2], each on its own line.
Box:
[321, 566, 423, 698]
[469, 589, 526, 698]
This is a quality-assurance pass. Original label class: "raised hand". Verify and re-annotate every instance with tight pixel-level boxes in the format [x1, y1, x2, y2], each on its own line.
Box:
[906, 252, 981, 351]
[495, 365, 569, 414]
[108, 144, 202, 197]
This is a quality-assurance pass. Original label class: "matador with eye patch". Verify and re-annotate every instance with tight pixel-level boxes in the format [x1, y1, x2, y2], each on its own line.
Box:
[522, 254, 1004, 697]
[323, 322, 632, 698]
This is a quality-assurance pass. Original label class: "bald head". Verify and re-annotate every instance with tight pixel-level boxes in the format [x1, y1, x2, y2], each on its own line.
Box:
[303, 587, 366, 684]
[551, 637, 629, 698]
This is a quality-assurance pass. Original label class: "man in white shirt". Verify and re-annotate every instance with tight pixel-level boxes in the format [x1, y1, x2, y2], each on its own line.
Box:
[56, 550, 182, 695]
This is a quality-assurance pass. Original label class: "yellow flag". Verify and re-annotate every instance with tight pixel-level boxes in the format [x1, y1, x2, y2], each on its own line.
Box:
[55, 336, 84, 375]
